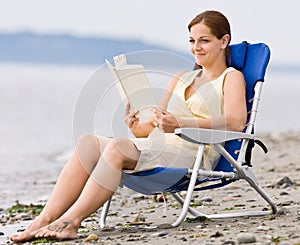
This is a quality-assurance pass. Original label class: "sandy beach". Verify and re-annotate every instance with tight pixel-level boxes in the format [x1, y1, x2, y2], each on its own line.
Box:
[0, 130, 299, 244]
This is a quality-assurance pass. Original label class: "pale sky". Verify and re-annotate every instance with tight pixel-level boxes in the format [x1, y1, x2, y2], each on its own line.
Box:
[1, 0, 299, 65]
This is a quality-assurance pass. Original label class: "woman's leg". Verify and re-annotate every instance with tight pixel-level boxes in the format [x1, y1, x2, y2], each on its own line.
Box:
[10, 134, 102, 242]
[32, 138, 140, 240]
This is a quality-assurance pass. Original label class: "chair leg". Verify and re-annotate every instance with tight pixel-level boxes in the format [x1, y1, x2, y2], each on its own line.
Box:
[171, 166, 277, 220]
[172, 186, 276, 220]
[99, 198, 112, 229]
[171, 144, 205, 227]
[213, 144, 277, 216]
[242, 167, 277, 214]
[171, 192, 206, 217]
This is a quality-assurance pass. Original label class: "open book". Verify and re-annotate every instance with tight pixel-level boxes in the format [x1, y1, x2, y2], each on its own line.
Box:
[105, 54, 160, 118]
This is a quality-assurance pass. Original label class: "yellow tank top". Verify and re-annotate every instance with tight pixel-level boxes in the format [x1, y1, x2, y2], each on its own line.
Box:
[164, 67, 236, 170]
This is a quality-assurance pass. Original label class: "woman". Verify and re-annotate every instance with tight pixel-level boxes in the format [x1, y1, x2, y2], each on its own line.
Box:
[11, 10, 246, 242]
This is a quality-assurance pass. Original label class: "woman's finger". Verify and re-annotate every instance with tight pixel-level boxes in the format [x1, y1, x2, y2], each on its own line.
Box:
[131, 110, 139, 117]
[125, 103, 131, 116]
[127, 117, 139, 128]
[151, 108, 162, 120]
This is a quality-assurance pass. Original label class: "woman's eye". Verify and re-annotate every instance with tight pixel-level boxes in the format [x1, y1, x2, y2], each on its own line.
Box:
[189, 39, 195, 43]
[200, 39, 209, 43]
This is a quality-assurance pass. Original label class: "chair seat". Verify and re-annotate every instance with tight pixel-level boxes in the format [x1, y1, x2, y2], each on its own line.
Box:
[121, 167, 235, 195]
[121, 167, 188, 195]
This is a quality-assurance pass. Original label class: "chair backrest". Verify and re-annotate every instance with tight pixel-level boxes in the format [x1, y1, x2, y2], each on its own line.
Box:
[214, 42, 271, 171]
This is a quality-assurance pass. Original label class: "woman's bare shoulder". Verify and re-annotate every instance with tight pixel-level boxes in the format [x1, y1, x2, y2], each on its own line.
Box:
[167, 70, 188, 90]
[174, 70, 188, 79]
[227, 68, 244, 77]
[225, 68, 245, 83]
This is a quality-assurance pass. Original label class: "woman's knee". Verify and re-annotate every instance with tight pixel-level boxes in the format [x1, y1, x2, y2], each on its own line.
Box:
[75, 134, 100, 163]
[76, 134, 99, 146]
[76, 134, 100, 150]
[104, 138, 140, 166]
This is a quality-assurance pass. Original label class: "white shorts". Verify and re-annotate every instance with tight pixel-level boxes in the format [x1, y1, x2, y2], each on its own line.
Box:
[95, 134, 196, 173]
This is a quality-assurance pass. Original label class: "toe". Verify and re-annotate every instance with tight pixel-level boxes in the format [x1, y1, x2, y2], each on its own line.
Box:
[44, 232, 52, 238]
[35, 232, 42, 238]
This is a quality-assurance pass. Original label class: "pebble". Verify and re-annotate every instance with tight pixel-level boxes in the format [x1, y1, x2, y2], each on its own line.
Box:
[131, 212, 146, 223]
[196, 224, 206, 229]
[157, 223, 173, 229]
[265, 183, 275, 188]
[11, 213, 32, 221]
[256, 225, 269, 231]
[151, 231, 168, 237]
[236, 232, 256, 244]
[279, 200, 293, 206]
[199, 196, 213, 202]
[276, 207, 289, 215]
[179, 236, 188, 241]
[280, 191, 289, 196]
[276, 176, 293, 188]
[281, 183, 293, 189]
[101, 226, 115, 232]
[0, 215, 9, 223]
[83, 233, 99, 242]
[210, 231, 223, 238]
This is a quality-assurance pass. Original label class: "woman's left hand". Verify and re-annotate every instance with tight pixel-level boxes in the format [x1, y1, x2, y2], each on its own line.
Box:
[124, 103, 140, 130]
[151, 108, 180, 133]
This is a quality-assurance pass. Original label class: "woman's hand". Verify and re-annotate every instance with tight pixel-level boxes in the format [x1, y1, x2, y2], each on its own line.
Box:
[152, 108, 180, 133]
[124, 103, 140, 130]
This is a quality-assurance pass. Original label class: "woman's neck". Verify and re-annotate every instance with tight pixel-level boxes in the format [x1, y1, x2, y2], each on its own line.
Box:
[202, 62, 228, 81]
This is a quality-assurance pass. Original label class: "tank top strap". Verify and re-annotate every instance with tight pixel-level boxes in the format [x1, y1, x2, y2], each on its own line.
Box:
[178, 69, 202, 86]
[222, 67, 236, 77]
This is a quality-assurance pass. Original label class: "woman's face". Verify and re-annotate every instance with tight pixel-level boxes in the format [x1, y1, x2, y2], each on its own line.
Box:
[189, 22, 227, 67]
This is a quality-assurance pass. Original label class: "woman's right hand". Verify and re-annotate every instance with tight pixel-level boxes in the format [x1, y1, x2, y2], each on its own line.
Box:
[124, 103, 140, 130]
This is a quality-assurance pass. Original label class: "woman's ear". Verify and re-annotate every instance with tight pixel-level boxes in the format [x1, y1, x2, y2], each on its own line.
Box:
[221, 34, 230, 49]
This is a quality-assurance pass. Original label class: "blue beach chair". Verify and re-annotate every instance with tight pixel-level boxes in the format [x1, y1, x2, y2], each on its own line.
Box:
[100, 42, 277, 228]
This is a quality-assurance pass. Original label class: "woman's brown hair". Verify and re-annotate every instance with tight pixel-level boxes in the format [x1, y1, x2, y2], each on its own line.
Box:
[188, 10, 232, 69]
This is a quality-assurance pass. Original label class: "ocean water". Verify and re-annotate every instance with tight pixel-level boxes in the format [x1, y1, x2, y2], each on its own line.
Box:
[0, 62, 299, 177]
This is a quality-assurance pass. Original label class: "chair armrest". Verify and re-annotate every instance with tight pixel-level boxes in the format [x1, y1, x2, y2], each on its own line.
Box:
[175, 128, 254, 144]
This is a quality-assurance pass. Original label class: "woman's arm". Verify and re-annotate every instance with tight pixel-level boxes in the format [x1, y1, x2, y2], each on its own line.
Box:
[221, 70, 247, 131]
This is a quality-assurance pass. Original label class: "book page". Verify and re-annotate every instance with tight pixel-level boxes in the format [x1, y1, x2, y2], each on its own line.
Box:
[106, 57, 160, 118]
[105, 59, 127, 101]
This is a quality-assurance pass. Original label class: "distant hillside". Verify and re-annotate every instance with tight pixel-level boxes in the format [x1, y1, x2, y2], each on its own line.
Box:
[0, 32, 191, 66]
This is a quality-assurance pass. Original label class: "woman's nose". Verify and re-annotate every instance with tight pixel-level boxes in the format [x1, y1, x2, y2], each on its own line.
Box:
[194, 41, 202, 50]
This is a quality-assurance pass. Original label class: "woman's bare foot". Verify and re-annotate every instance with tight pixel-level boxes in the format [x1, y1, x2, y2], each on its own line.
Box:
[10, 216, 52, 242]
[33, 219, 78, 240]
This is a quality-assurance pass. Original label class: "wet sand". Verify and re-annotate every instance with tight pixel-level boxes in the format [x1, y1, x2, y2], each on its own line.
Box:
[1, 131, 300, 244]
